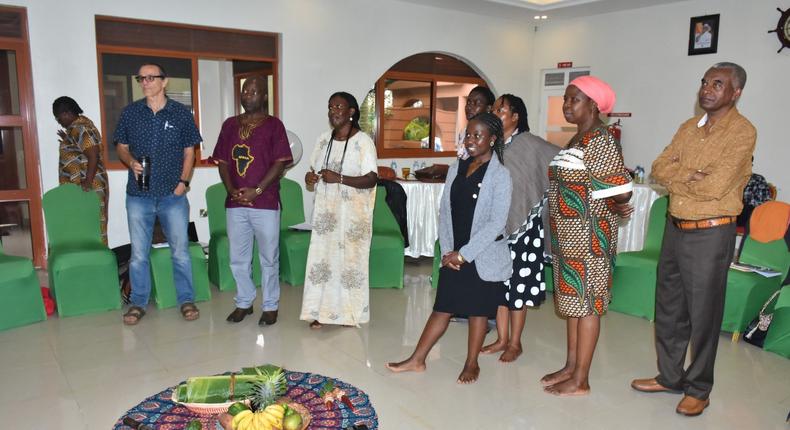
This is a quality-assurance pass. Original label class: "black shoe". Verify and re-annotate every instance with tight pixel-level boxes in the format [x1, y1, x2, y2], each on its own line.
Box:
[259, 310, 278, 326]
[226, 307, 253, 323]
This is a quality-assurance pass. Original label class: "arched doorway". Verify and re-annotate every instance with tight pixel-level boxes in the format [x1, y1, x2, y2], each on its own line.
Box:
[360, 53, 488, 159]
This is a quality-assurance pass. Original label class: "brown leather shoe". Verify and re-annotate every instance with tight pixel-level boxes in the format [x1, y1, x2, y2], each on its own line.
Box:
[676, 395, 709, 416]
[226, 307, 253, 323]
[630, 377, 680, 393]
[259, 310, 278, 326]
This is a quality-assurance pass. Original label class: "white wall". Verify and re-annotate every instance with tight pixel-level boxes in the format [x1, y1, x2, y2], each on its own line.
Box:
[9, 0, 535, 248]
[529, 0, 790, 199]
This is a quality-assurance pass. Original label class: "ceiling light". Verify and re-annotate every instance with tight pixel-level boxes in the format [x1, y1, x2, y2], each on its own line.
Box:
[534, 15, 540, 19]
[541, 15, 548, 19]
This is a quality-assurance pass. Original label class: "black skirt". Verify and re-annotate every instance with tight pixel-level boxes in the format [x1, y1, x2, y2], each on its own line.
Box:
[434, 262, 506, 318]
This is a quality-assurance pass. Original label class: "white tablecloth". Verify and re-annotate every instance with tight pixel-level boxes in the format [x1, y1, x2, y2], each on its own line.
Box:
[616, 184, 665, 253]
[397, 180, 445, 258]
[396, 181, 662, 256]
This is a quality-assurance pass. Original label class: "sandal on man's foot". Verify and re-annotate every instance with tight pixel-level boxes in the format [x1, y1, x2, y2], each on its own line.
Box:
[180, 303, 200, 321]
[309, 320, 322, 329]
[123, 306, 146, 325]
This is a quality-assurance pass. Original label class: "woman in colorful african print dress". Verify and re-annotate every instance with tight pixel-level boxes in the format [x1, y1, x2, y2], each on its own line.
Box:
[53, 96, 109, 244]
[541, 76, 633, 396]
[300, 92, 378, 328]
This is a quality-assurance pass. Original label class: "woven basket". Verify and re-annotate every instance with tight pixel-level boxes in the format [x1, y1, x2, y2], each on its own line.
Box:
[170, 391, 251, 416]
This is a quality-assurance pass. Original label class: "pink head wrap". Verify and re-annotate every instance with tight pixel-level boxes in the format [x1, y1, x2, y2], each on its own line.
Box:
[569, 76, 616, 114]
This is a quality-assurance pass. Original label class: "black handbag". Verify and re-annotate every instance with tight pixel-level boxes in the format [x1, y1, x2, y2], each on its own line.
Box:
[743, 289, 782, 347]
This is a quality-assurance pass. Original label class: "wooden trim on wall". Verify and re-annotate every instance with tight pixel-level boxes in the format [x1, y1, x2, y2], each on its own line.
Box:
[94, 17, 280, 170]
[375, 70, 486, 159]
[0, 6, 45, 267]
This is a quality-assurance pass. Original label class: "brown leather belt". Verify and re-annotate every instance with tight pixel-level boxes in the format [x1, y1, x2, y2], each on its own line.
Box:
[671, 216, 736, 231]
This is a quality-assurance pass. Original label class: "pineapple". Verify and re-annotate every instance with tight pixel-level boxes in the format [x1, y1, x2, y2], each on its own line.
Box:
[250, 367, 287, 411]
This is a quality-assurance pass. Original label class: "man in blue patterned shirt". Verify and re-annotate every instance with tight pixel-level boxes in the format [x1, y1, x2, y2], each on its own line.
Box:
[114, 63, 202, 325]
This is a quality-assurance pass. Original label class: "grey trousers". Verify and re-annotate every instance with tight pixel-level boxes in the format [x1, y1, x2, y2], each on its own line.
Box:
[654, 220, 735, 400]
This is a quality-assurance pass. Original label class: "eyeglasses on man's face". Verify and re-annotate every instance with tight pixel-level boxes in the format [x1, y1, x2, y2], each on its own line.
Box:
[135, 75, 165, 83]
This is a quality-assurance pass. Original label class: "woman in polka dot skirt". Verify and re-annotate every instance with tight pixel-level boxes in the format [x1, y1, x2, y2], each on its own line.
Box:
[481, 94, 559, 362]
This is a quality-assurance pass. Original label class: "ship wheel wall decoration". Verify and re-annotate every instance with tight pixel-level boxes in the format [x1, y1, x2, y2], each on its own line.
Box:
[768, 7, 790, 52]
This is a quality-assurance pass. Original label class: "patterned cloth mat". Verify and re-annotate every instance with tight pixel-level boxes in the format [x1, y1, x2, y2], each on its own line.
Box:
[113, 370, 378, 429]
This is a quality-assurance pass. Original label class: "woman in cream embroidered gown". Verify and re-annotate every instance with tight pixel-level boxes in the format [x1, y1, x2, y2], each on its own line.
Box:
[300, 92, 378, 327]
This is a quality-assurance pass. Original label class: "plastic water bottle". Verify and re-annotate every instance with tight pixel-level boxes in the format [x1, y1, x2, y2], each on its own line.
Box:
[138, 156, 151, 191]
[390, 161, 397, 172]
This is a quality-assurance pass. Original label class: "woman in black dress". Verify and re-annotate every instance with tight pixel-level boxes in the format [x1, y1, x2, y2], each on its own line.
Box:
[386, 113, 513, 384]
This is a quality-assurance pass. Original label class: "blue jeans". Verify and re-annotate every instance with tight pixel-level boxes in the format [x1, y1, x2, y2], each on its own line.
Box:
[127, 194, 194, 307]
[227, 207, 280, 311]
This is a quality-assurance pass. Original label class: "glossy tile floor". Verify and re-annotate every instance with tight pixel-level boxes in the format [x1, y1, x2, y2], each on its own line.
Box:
[1, 259, 788, 429]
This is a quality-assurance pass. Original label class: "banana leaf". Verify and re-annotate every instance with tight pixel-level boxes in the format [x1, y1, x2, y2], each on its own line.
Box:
[174, 365, 286, 404]
[240, 364, 282, 375]
[175, 374, 264, 403]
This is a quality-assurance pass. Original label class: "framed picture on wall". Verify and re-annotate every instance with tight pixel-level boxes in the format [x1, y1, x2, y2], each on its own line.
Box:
[688, 14, 720, 55]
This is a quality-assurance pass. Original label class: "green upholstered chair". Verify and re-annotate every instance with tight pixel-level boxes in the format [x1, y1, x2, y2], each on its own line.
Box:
[431, 240, 440, 289]
[42, 184, 120, 317]
[0, 241, 46, 331]
[369, 186, 405, 289]
[205, 183, 261, 291]
[722, 236, 789, 340]
[150, 242, 211, 309]
[279, 177, 310, 286]
[764, 286, 790, 358]
[609, 196, 668, 321]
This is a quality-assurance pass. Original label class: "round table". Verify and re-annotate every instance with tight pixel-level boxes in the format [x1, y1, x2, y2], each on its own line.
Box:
[113, 370, 378, 430]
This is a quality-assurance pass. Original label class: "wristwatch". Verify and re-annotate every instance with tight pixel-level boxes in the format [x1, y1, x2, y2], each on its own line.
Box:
[255, 186, 263, 195]
[179, 179, 190, 187]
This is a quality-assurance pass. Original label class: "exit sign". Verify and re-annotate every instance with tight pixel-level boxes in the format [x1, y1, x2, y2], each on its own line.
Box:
[557, 62, 573, 68]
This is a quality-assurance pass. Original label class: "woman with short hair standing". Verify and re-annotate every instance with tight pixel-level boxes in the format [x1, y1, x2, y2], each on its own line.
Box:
[482, 94, 559, 362]
[387, 112, 512, 384]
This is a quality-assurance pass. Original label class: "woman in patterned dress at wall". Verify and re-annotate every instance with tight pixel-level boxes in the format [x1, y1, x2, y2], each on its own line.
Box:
[300, 92, 378, 328]
[540, 76, 633, 396]
[53, 96, 109, 244]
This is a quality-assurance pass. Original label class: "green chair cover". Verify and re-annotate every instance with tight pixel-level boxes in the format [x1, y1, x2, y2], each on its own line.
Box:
[721, 237, 789, 335]
[42, 184, 120, 317]
[431, 240, 440, 289]
[205, 183, 261, 291]
[545, 261, 554, 293]
[369, 186, 404, 289]
[764, 286, 790, 358]
[150, 242, 211, 309]
[0, 242, 46, 331]
[609, 196, 668, 321]
[279, 178, 310, 286]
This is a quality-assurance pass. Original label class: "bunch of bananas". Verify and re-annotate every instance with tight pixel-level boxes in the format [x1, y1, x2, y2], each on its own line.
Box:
[232, 404, 285, 430]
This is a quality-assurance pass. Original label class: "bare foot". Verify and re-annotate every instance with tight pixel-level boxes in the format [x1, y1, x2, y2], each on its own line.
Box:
[385, 358, 426, 373]
[309, 320, 322, 329]
[457, 363, 480, 384]
[540, 366, 574, 386]
[498, 344, 523, 363]
[544, 378, 590, 397]
[481, 339, 507, 355]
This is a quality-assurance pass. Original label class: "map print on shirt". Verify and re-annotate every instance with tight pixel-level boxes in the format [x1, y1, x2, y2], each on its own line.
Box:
[232, 144, 255, 176]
